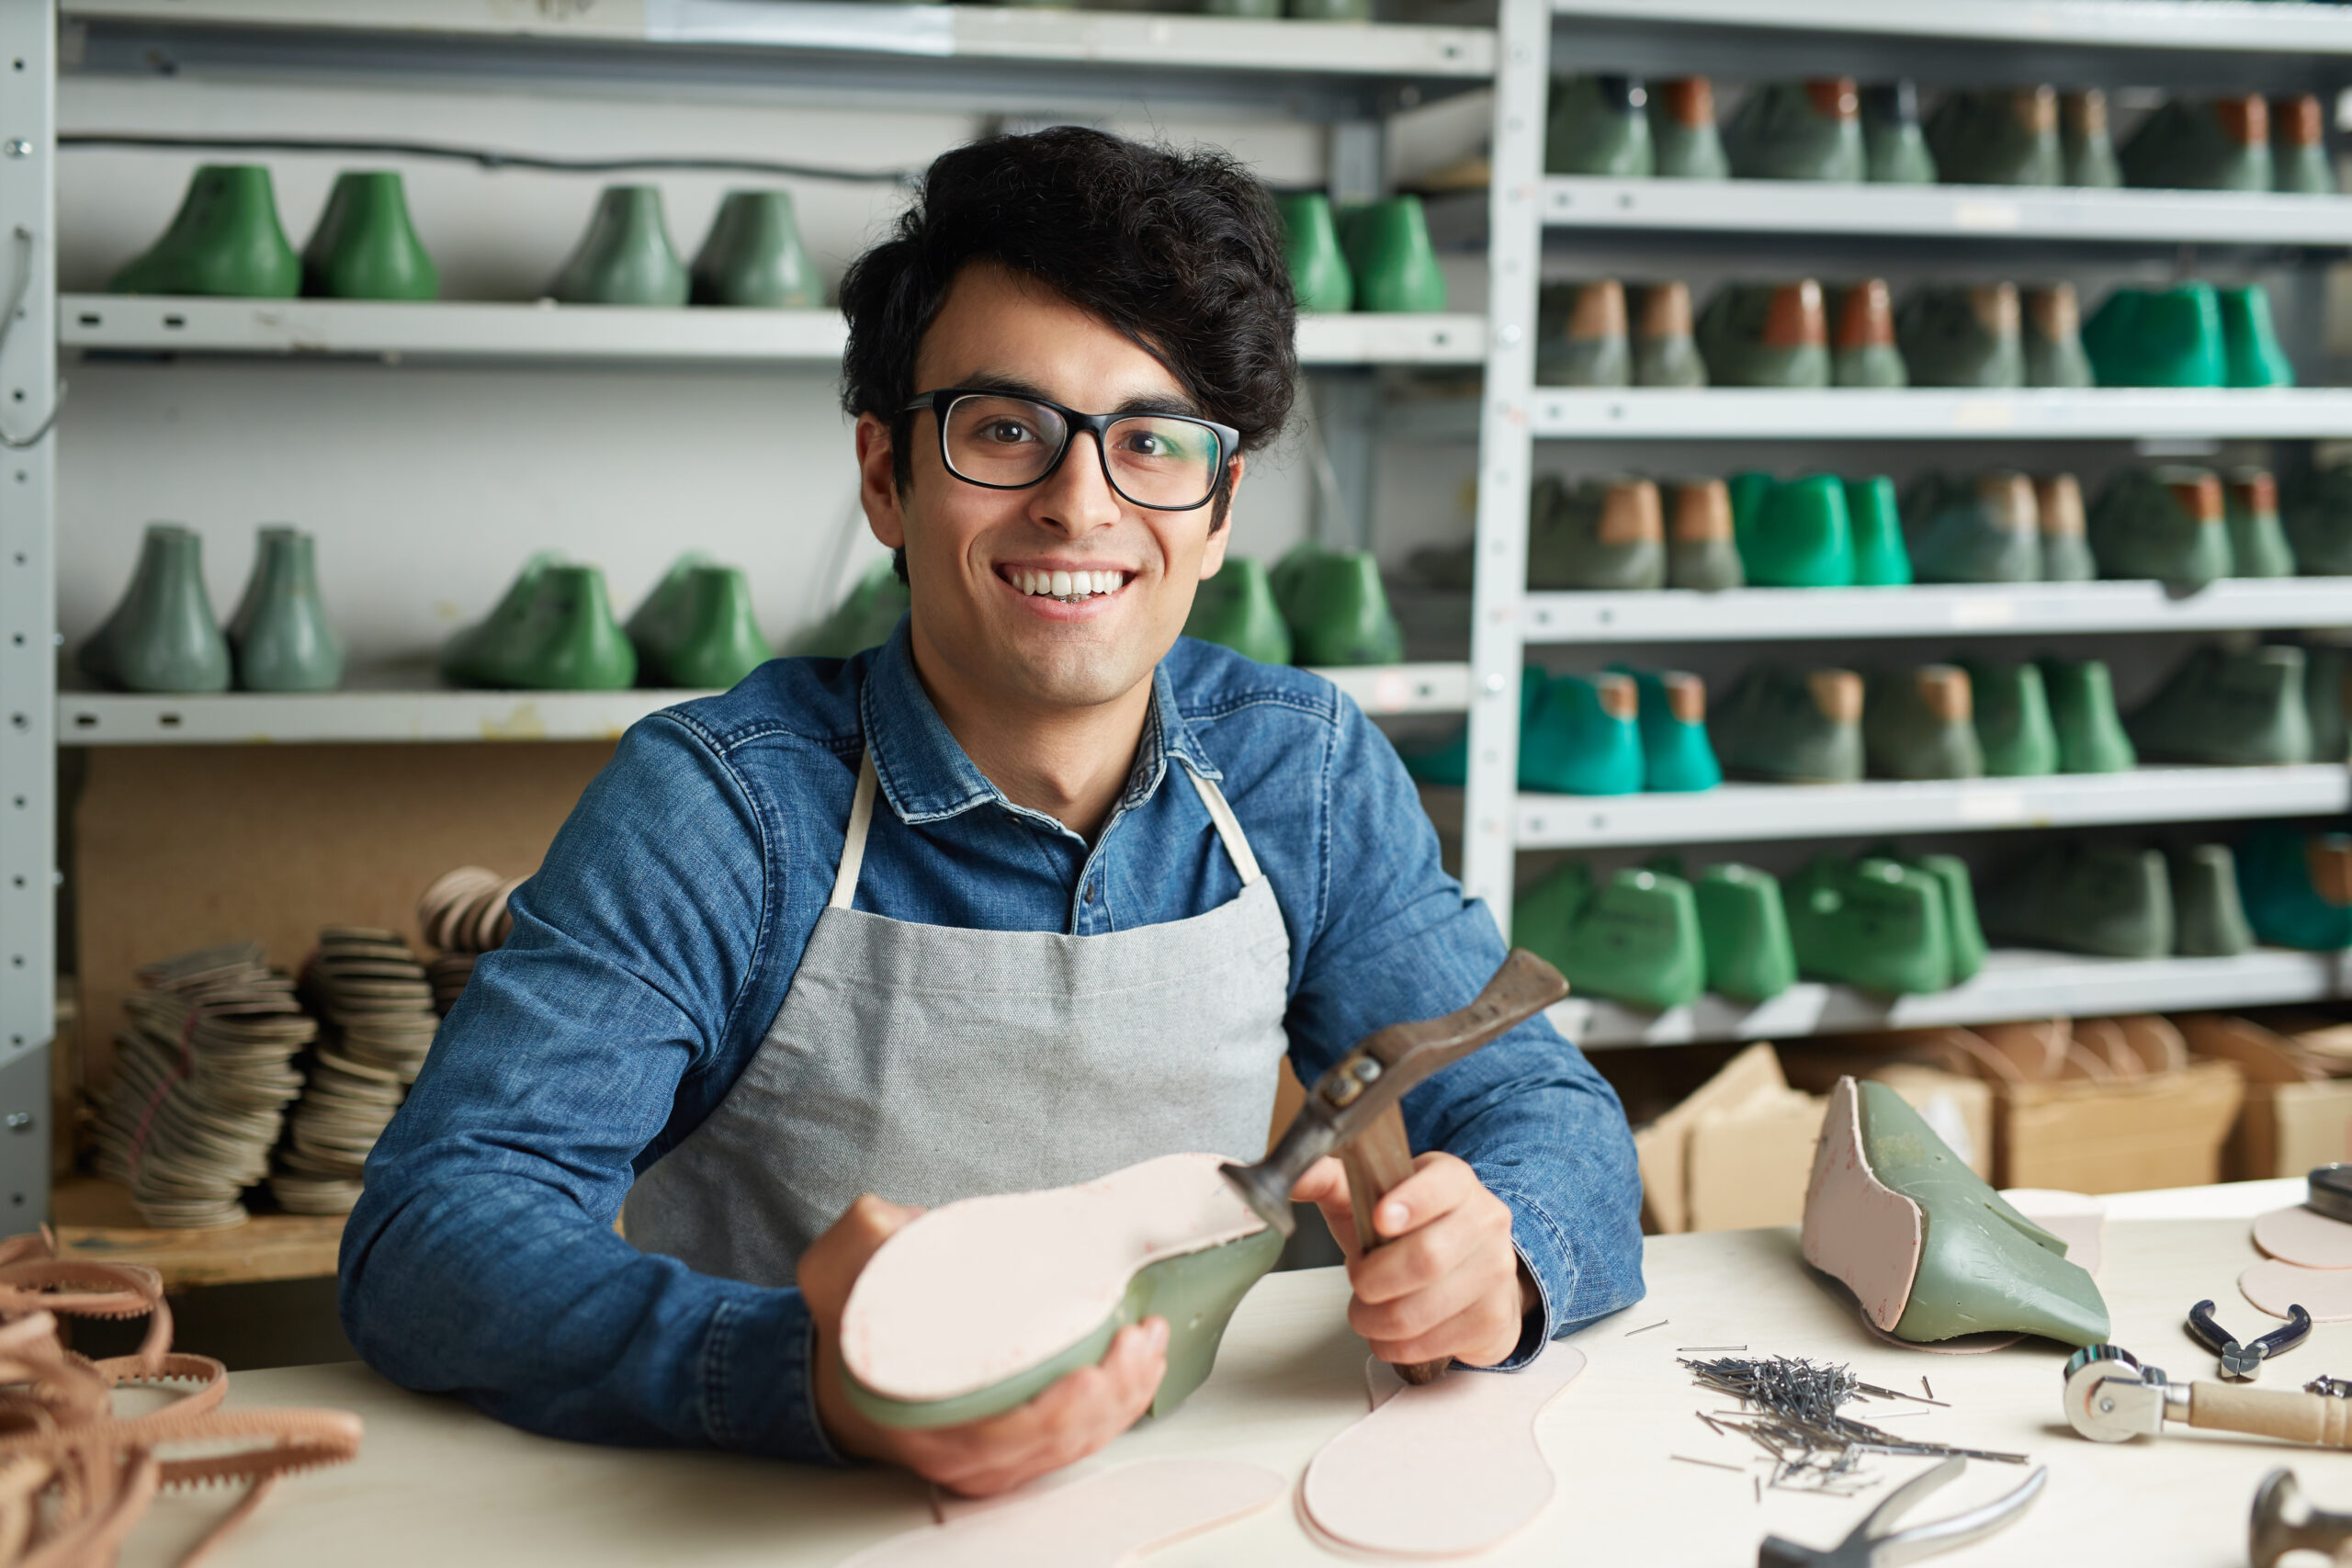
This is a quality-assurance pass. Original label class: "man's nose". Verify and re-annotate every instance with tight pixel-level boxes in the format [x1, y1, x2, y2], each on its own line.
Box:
[1029, 430, 1125, 534]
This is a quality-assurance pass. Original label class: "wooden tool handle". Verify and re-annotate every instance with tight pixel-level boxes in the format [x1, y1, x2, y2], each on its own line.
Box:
[1340, 1103, 1449, 1387]
[2191, 1382, 2352, 1446]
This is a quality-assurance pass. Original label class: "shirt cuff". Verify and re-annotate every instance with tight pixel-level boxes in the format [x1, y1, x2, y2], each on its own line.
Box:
[700, 1286, 853, 1464]
[1482, 1181, 1577, 1371]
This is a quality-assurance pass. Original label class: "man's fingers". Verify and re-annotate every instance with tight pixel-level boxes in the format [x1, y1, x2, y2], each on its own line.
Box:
[1347, 1201, 1499, 1305]
[1367, 1152, 1480, 1241]
[1368, 1294, 1522, 1371]
[913, 1318, 1168, 1496]
[1349, 1252, 1495, 1343]
[1286, 1156, 1347, 1206]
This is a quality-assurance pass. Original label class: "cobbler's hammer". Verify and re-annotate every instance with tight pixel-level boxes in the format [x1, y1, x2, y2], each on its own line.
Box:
[1220, 949, 1569, 1384]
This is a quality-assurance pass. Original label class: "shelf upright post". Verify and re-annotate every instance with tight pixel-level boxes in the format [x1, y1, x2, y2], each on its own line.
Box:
[0, 0, 53, 1235]
[1459, 0, 1546, 931]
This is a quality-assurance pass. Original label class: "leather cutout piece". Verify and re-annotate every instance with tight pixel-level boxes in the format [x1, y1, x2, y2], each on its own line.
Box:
[2253, 1205, 2352, 1269]
[1801, 1077, 1925, 1332]
[1300, 1346, 1586, 1558]
[847, 1458, 1283, 1566]
[2242, 1257, 2352, 1322]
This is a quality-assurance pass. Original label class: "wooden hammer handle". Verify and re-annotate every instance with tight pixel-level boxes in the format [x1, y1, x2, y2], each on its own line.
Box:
[1340, 1103, 1449, 1386]
[2192, 1383, 2352, 1447]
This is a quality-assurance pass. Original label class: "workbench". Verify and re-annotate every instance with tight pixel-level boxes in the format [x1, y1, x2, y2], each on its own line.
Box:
[116, 1183, 2344, 1568]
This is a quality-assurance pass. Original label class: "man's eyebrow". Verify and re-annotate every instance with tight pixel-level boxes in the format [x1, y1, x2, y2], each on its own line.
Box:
[951, 373, 1204, 420]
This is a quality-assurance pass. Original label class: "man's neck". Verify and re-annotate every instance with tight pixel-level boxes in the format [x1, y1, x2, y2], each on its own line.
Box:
[905, 629, 1155, 843]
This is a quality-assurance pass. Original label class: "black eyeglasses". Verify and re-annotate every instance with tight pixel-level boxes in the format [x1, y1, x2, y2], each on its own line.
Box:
[902, 389, 1239, 513]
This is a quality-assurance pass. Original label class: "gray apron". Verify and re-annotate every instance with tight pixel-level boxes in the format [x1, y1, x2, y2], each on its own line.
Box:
[626, 744, 1294, 1286]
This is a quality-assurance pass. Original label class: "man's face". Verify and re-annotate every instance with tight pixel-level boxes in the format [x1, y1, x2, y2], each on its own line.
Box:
[856, 264, 1238, 713]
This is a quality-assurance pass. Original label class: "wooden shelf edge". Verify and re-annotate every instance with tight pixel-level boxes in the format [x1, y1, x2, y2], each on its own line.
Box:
[51, 1178, 344, 1291]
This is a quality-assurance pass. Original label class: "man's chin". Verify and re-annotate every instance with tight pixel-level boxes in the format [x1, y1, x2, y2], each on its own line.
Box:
[1001, 643, 1159, 712]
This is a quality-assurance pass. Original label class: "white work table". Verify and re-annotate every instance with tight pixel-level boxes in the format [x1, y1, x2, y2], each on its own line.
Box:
[119, 1192, 2342, 1567]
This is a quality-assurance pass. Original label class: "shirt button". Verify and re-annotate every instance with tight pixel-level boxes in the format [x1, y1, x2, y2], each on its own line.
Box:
[1085, 881, 1099, 902]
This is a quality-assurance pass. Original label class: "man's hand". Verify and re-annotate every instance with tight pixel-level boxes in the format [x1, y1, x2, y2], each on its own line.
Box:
[1292, 1152, 1535, 1371]
[798, 1194, 1170, 1496]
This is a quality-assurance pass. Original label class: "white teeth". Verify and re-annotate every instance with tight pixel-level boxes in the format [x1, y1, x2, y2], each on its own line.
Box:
[1011, 569, 1126, 600]
[1050, 570, 1072, 597]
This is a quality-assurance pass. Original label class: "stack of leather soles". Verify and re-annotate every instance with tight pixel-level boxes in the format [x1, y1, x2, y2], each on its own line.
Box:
[416, 865, 524, 1015]
[272, 927, 437, 1216]
[92, 942, 315, 1229]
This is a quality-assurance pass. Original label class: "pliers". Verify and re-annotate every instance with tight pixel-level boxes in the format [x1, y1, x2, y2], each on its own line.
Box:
[2189, 1298, 2312, 1382]
[1758, 1458, 2048, 1568]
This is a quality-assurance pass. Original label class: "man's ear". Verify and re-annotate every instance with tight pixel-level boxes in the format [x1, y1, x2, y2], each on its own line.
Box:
[1199, 454, 1243, 578]
[854, 412, 907, 551]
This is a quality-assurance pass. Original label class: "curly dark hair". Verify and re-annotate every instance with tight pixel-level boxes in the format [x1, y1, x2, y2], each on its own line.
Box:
[839, 127, 1297, 566]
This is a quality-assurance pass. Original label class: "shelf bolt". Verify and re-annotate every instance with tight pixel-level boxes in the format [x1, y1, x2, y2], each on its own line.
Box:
[3, 142, 27, 160]
[1483, 671, 1507, 694]
[1498, 323, 1523, 346]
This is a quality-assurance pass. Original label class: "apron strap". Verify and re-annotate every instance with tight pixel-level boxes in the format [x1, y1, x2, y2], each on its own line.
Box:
[1184, 766, 1263, 887]
[829, 751, 880, 910]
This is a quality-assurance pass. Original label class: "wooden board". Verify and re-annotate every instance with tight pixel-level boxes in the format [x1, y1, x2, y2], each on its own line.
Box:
[71, 741, 613, 1088]
[51, 1177, 343, 1291]
[101, 1213, 2346, 1568]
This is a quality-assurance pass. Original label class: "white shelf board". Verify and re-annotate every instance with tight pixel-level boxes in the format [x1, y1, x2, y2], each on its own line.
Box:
[58, 661, 1468, 745]
[1510, 764, 2352, 849]
[1528, 388, 2352, 441]
[1555, 947, 2352, 1049]
[61, 0, 1495, 78]
[1524, 579, 2352, 643]
[1544, 0, 2352, 53]
[1544, 176, 2352, 247]
[63, 296, 1483, 368]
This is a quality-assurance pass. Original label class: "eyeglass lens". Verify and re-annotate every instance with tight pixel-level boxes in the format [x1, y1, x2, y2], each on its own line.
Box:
[942, 395, 1222, 509]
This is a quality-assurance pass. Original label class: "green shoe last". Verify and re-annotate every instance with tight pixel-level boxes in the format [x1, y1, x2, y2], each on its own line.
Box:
[1724, 79, 1866, 182]
[1960, 657, 2058, 777]
[1648, 77, 1730, 179]
[1341, 196, 1447, 314]
[691, 189, 822, 309]
[1536, 280, 1631, 388]
[2038, 656, 2137, 773]
[1554, 867, 1707, 1010]
[1865, 664, 1984, 781]
[548, 186, 690, 307]
[1787, 854, 1955, 994]
[2219, 284, 2296, 389]
[110, 165, 300, 299]
[1545, 74, 1654, 176]
[2061, 89, 2123, 187]
[797, 559, 909, 660]
[1697, 281, 1832, 389]
[2240, 826, 2352, 952]
[2172, 843, 2255, 957]
[231, 526, 344, 693]
[1276, 193, 1354, 314]
[2024, 283, 2094, 389]
[2083, 283, 2225, 388]
[1510, 857, 1596, 970]
[79, 524, 232, 694]
[1611, 665, 1721, 792]
[1924, 86, 2064, 186]
[2226, 468, 2298, 578]
[2127, 643, 2312, 766]
[1634, 281, 1708, 389]
[441, 550, 563, 685]
[1905, 470, 2040, 584]
[1520, 671, 1645, 795]
[1830, 279, 1908, 389]
[300, 171, 437, 301]
[1529, 475, 1665, 591]
[1184, 557, 1293, 666]
[2035, 474, 2098, 582]
[492, 564, 638, 690]
[1984, 840, 2173, 959]
[1845, 475, 1912, 586]
[1860, 81, 1938, 184]
[2287, 463, 2352, 575]
[1695, 863, 1797, 1002]
[1743, 473, 1854, 588]
[2088, 467, 2233, 590]
[1279, 548, 1404, 666]
[642, 567, 772, 688]
[1713, 665, 1864, 784]
[2120, 95, 2274, 191]
[1666, 478, 1743, 591]
[2272, 94, 2338, 195]
[1896, 284, 2024, 389]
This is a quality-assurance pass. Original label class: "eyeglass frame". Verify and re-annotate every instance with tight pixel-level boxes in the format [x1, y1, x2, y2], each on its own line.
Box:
[899, 388, 1241, 513]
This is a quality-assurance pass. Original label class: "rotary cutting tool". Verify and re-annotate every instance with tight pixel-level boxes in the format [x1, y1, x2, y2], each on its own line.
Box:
[2065, 1345, 2352, 1448]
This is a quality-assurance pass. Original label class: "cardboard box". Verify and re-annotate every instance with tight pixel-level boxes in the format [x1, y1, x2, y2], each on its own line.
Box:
[1634, 1043, 1819, 1235]
[2181, 1013, 2352, 1180]
[1999, 1060, 2245, 1192]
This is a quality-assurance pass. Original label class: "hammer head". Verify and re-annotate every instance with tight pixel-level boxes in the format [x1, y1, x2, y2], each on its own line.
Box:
[2251, 1469, 2352, 1568]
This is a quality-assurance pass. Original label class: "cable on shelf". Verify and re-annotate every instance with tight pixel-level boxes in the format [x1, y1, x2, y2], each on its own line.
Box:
[61, 133, 920, 186]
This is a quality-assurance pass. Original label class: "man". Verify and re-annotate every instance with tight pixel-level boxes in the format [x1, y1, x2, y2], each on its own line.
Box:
[342, 128, 1642, 1495]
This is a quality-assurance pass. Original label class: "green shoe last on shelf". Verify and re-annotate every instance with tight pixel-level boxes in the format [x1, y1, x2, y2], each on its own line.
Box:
[2081, 283, 2225, 388]
[1696, 280, 1832, 389]
[1611, 664, 1721, 792]
[1520, 671, 1645, 795]
[1723, 79, 1866, 182]
[1275, 547, 1404, 666]
[1984, 840, 2174, 960]
[1544, 74, 1654, 176]
[2023, 283, 2094, 389]
[691, 189, 822, 309]
[2272, 94, 2338, 195]
[1509, 858, 1594, 969]
[623, 551, 716, 671]
[2087, 466, 2233, 590]
[2219, 284, 2295, 389]
[230, 526, 344, 693]
[2128, 642, 2312, 766]
[1864, 664, 1984, 781]
[1648, 77, 1731, 179]
[1536, 280, 1631, 388]
[2226, 468, 2298, 579]
[1958, 657, 2057, 777]
[2287, 462, 2352, 575]
[1805, 1077, 2110, 1348]
[2172, 843, 2255, 958]
[1533, 866, 1705, 1011]
[1275, 193, 1354, 314]
[1860, 81, 1938, 184]
[796, 559, 909, 660]
[1666, 478, 1743, 592]
[1864, 844, 1986, 985]
[631, 563, 773, 688]
[1183, 557, 1293, 666]
[2060, 89, 2123, 187]
[1634, 281, 1708, 389]
[1830, 279, 1907, 389]
[1695, 863, 1798, 1002]
[2120, 95, 2274, 191]
[1904, 470, 2040, 584]
[440, 550, 562, 686]
[1712, 664, 1864, 784]
[1844, 475, 1912, 587]
[547, 186, 690, 307]
[1923, 86, 2064, 186]
[2037, 656, 2137, 773]
[300, 171, 437, 301]
[1528, 475, 1665, 591]
[1340, 196, 1447, 314]
[2035, 474, 2098, 582]
[1895, 283, 2024, 389]
[1786, 854, 1956, 994]
[485, 564, 638, 690]
[78, 524, 233, 694]
[2239, 826, 2352, 952]
[110, 164, 300, 299]
[1741, 473, 1853, 588]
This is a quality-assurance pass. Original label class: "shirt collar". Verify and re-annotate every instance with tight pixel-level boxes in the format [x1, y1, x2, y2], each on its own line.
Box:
[859, 616, 1222, 829]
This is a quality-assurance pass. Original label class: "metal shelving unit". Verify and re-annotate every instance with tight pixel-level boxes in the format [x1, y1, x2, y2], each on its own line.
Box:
[1454, 0, 2352, 1043]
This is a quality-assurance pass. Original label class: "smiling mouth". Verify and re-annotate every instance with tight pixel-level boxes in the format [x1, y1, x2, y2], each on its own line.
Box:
[1003, 567, 1131, 604]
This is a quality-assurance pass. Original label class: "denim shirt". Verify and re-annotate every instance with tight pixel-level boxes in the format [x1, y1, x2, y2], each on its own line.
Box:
[339, 622, 1645, 1462]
